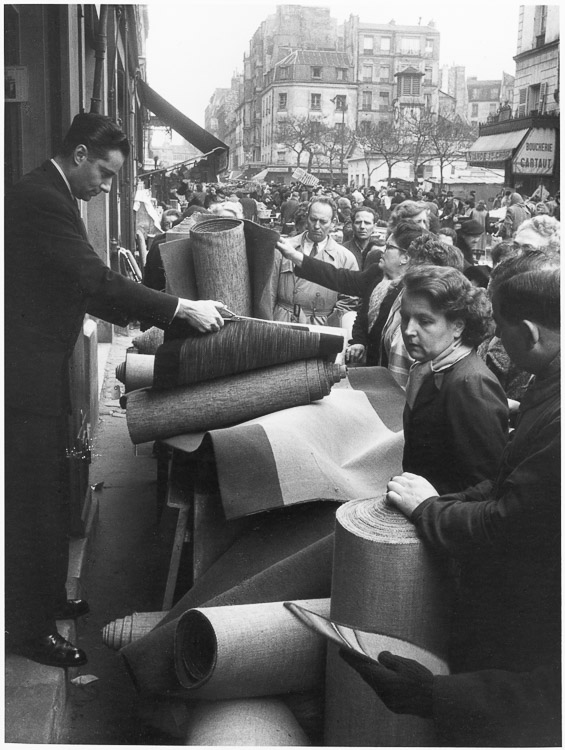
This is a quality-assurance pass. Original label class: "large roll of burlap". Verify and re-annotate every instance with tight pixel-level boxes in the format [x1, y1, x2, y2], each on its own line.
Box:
[324, 496, 452, 747]
[125, 359, 344, 444]
[183, 698, 310, 746]
[190, 218, 252, 316]
[153, 319, 344, 389]
[121, 598, 330, 699]
[115, 353, 155, 392]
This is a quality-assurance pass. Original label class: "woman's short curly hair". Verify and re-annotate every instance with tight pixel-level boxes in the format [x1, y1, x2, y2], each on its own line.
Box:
[407, 235, 465, 270]
[403, 264, 494, 347]
[389, 200, 429, 230]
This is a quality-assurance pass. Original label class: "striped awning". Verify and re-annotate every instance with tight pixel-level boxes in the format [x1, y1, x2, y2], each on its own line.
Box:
[466, 129, 529, 166]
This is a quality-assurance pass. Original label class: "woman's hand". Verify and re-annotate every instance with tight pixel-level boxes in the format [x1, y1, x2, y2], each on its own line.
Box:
[276, 238, 303, 266]
[387, 472, 438, 517]
[346, 344, 366, 364]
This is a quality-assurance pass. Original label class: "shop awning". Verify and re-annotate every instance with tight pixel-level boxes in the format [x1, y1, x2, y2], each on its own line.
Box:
[466, 129, 529, 166]
[137, 79, 228, 160]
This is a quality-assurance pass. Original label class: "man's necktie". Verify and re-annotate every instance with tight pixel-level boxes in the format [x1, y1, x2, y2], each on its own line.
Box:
[311, 242, 320, 259]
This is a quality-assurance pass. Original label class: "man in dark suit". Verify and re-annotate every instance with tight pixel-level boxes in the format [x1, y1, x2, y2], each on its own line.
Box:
[5, 113, 226, 668]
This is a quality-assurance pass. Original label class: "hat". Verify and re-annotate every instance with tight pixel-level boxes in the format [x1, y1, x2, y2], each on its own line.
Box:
[458, 219, 484, 236]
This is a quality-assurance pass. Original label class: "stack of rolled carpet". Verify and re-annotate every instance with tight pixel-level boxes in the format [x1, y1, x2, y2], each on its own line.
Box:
[104, 497, 451, 745]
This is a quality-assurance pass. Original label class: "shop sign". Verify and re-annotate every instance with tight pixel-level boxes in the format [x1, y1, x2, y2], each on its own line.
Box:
[513, 128, 555, 175]
[467, 149, 513, 163]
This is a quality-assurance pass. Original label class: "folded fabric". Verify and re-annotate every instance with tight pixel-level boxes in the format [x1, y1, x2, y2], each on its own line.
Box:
[164, 368, 405, 520]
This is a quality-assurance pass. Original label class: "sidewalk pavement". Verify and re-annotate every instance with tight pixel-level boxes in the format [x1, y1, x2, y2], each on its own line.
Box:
[5, 328, 177, 744]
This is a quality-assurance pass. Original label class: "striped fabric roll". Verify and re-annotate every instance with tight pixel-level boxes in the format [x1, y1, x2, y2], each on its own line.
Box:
[153, 319, 344, 389]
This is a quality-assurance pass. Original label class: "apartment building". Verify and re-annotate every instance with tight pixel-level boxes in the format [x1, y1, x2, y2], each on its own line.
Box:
[467, 5, 559, 194]
[343, 15, 440, 131]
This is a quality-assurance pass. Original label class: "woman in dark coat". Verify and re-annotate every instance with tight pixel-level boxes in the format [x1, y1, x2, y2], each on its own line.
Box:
[400, 264, 508, 493]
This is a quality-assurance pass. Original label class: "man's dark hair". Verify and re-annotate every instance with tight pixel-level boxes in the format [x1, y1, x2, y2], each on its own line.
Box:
[389, 218, 427, 251]
[59, 113, 130, 159]
[489, 249, 560, 329]
[351, 205, 377, 223]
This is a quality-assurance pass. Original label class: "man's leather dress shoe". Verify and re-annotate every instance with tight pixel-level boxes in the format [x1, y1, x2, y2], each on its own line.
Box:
[12, 632, 88, 668]
[54, 599, 90, 620]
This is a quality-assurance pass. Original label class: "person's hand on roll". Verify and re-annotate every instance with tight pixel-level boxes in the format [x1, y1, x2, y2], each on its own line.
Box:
[340, 649, 434, 718]
[276, 237, 304, 267]
[387, 472, 438, 517]
[346, 344, 367, 364]
[175, 299, 227, 333]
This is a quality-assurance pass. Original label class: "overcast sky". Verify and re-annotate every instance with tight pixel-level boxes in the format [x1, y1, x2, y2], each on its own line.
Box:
[145, 0, 523, 127]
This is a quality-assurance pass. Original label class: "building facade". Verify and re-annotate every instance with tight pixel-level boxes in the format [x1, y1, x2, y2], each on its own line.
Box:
[343, 16, 440, 130]
[467, 5, 559, 195]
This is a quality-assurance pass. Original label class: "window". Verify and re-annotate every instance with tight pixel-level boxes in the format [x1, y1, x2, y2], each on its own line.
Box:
[336, 68, 347, 81]
[529, 84, 540, 113]
[335, 122, 345, 134]
[362, 91, 373, 110]
[399, 75, 421, 96]
[471, 103, 479, 117]
[470, 88, 479, 100]
[334, 95, 347, 111]
[359, 120, 371, 135]
[277, 150, 286, 164]
[424, 93, 432, 110]
[311, 93, 321, 110]
[489, 103, 497, 114]
[518, 87, 527, 117]
[490, 87, 499, 99]
[379, 65, 390, 82]
[311, 66, 322, 79]
[278, 93, 287, 110]
[400, 36, 419, 55]
[362, 65, 373, 82]
[279, 67, 288, 80]
[425, 38, 434, 54]
[425, 66, 432, 83]
[379, 91, 390, 111]
[535, 5, 547, 46]
[381, 37, 391, 52]
[363, 36, 374, 55]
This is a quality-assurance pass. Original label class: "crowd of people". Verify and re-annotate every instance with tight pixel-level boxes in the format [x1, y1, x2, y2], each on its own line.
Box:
[5, 112, 560, 746]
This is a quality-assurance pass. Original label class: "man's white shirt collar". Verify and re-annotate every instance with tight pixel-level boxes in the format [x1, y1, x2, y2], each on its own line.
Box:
[50, 158, 75, 200]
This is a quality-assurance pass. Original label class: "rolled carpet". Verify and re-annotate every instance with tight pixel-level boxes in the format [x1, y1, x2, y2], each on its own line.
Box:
[324, 496, 452, 747]
[152, 318, 344, 389]
[115, 353, 155, 392]
[183, 698, 310, 746]
[131, 326, 164, 354]
[125, 359, 343, 444]
[190, 218, 252, 316]
[121, 598, 330, 699]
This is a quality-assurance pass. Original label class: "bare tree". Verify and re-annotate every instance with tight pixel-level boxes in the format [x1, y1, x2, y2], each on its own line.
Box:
[316, 123, 356, 181]
[397, 109, 437, 187]
[428, 112, 475, 193]
[275, 115, 324, 168]
[354, 121, 407, 185]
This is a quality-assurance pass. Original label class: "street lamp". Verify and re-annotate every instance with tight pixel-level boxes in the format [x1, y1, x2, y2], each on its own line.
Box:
[331, 95, 348, 183]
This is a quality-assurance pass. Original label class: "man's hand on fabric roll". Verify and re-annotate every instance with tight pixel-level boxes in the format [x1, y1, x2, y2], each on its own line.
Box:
[174, 299, 227, 332]
[387, 472, 438, 517]
[276, 238, 304, 266]
[340, 649, 434, 718]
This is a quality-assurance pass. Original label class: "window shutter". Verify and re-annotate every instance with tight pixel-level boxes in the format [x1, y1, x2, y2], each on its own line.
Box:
[539, 82, 548, 113]
[518, 88, 527, 117]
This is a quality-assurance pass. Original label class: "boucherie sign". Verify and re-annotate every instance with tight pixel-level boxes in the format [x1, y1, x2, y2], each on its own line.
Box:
[513, 128, 556, 175]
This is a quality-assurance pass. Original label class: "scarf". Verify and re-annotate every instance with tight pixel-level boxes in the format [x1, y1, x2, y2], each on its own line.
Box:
[405, 340, 473, 410]
[367, 279, 393, 332]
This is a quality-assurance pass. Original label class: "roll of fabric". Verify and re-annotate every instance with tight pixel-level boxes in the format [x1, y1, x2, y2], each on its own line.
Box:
[132, 326, 164, 354]
[102, 611, 167, 650]
[153, 319, 344, 389]
[183, 698, 310, 746]
[121, 599, 330, 699]
[160, 221, 279, 320]
[115, 353, 155, 392]
[126, 359, 343, 444]
[190, 218, 252, 316]
[324, 496, 452, 747]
